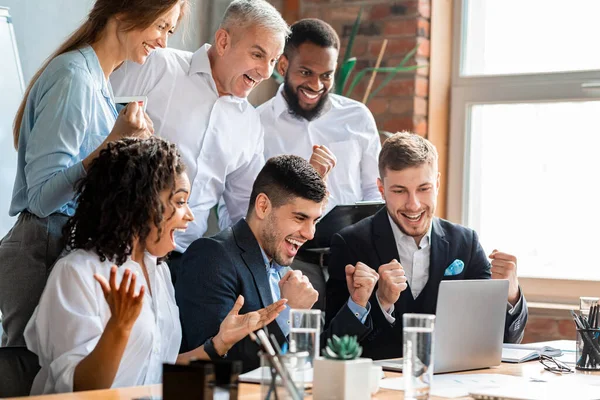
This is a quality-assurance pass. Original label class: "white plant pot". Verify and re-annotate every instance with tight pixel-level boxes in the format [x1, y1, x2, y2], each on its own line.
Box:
[312, 357, 373, 400]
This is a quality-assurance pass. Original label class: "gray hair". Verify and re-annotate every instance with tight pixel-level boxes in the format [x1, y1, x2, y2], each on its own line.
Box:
[220, 0, 290, 39]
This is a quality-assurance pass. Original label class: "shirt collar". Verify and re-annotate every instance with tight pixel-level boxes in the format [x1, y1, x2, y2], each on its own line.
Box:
[80, 45, 112, 99]
[189, 43, 213, 76]
[273, 83, 334, 121]
[259, 246, 284, 273]
[273, 84, 289, 118]
[124, 250, 159, 272]
[387, 212, 432, 249]
[189, 43, 249, 111]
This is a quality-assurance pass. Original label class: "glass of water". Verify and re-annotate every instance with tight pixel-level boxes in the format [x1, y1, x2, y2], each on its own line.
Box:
[403, 313, 435, 400]
[289, 309, 321, 368]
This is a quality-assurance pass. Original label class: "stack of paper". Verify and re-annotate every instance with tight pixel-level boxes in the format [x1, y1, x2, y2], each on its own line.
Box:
[501, 343, 562, 363]
[379, 373, 600, 399]
[238, 366, 313, 386]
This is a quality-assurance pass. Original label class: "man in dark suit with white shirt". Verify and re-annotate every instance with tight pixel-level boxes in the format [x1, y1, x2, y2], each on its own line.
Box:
[325, 132, 528, 360]
[176, 155, 377, 371]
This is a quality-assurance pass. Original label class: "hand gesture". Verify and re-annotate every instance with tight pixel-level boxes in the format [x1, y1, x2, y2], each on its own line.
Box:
[489, 249, 520, 306]
[376, 259, 407, 311]
[346, 262, 379, 308]
[279, 270, 319, 309]
[94, 266, 145, 332]
[309, 145, 336, 180]
[110, 101, 154, 141]
[216, 295, 287, 352]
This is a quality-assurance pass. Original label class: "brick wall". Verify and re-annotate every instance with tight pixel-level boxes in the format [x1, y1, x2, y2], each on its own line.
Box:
[522, 312, 576, 344]
[270, 0, 431, 136]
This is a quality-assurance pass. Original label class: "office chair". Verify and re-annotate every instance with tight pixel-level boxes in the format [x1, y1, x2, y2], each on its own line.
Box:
[0, 346, 40, 397]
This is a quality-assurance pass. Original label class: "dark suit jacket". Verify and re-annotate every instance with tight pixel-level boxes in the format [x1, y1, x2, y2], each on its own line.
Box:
[176, 219, 371, 372]
[325, 208, 528, 360]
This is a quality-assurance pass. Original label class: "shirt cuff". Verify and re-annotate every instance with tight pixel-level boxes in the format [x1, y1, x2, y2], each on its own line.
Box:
[276, 304, 291, 337]
[376, 292, 396, 324]
[507, 288, 524, 316]
[347, 298, 371, 324]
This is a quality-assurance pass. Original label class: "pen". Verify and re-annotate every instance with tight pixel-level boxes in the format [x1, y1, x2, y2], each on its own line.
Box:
[256, 329, 302, 400]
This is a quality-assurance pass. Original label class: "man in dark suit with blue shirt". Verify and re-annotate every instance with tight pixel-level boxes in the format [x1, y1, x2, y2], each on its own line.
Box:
[176, 155, 377, 371]
[325, 132, 528, 360]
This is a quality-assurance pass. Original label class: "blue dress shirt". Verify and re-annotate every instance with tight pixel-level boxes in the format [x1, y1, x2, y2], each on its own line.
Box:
[10, 45, 118, 218]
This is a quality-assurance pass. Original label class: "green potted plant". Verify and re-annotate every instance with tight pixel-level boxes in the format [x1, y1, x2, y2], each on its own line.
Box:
[313, 335, 373, 399]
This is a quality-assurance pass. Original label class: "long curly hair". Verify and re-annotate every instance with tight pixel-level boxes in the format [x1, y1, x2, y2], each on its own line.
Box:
[63, 137, 186, 265]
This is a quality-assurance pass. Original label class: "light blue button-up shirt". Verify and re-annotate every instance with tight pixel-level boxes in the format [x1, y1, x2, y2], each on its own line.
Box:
[10, 45, 118, 218]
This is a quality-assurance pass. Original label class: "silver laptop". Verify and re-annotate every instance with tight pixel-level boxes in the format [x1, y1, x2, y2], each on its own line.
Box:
[375, 279, 508, 374]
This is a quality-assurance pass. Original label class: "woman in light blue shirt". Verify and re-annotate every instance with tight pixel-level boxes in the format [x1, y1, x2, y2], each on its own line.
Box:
[0, 0, 189, 347]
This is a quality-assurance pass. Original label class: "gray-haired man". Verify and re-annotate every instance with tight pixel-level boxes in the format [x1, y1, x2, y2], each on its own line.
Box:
[111, 0, 289, 281]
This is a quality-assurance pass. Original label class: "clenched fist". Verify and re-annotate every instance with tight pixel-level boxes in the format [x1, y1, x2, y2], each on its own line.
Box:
[489, 250, 520, 306]
[346, 262, 379, 308]
[376, 259, 407, 312]
[279, 270, 319, 309]
[309, 145, 336, 180]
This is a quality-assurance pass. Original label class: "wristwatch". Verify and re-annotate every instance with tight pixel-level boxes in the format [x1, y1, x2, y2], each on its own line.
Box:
[204, 336, 227, 360]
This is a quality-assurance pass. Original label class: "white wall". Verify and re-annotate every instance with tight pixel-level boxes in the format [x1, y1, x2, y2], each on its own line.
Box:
[1, 0, 207, 83]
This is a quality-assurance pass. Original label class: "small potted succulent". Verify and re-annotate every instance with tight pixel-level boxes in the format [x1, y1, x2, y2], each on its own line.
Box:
[312, 335, 373, 399]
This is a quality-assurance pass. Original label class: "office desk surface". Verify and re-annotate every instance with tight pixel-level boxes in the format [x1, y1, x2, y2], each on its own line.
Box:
[9, 361, 600, 400]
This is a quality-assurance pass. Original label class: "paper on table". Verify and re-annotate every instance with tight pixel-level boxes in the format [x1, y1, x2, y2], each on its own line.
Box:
[525, 340, 576, 352]
[470, 380, 600, 400]
[501, 345, 562, 363]
[238, 366, 313, 386]
[379, 373, 523, 398]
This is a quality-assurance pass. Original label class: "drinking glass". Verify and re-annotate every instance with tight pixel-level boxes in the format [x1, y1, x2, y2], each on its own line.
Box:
[403, 313, 435, 400]
[289, 309, 321, 368]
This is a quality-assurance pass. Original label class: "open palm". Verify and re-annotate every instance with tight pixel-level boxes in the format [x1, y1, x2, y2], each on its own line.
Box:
[218, 295, 287, 348]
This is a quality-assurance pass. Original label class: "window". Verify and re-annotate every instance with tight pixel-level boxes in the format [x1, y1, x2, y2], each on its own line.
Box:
[449, 0, 600, 303]
[462, 1, 600, 76]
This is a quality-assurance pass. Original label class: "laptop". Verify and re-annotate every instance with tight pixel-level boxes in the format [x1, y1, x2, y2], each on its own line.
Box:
[375, 279, 509, 374]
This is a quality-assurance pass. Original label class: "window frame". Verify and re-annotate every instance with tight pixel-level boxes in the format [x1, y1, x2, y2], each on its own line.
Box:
[449, 0, 600, 305]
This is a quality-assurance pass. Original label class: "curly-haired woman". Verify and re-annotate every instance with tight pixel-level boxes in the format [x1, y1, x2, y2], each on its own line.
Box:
[24, 137, 286, 394]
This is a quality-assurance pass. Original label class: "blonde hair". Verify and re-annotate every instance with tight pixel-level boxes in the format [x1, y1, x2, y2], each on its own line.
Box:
[12, 0, 189, 149]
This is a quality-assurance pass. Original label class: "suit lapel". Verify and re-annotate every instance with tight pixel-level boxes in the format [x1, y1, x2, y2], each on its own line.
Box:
[232, 219, 274, 307]
[372, 208, 400, 270]
[422, 218, 450, 312]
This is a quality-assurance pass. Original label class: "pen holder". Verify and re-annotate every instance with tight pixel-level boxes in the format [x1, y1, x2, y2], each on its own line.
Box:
[260, 351, 308, 400]
[576, 328, 600, 370]
[190, 359, 243, 399]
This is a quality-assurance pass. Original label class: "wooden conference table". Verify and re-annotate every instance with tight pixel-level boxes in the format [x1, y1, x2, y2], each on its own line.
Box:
[8, 361, 600, 400]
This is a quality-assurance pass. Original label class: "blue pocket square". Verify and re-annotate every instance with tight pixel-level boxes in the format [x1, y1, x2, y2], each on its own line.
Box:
[444, 259, 464, 276]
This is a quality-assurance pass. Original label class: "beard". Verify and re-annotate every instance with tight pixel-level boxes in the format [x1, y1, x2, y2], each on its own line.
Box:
[387, 206, 433, 242]
[260, 213, 294, 267]
[283, 78, 329, 121]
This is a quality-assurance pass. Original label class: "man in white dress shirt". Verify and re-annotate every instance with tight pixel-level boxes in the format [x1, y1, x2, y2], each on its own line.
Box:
[257, 19, 382, 308]
[110, 0, 289, 281]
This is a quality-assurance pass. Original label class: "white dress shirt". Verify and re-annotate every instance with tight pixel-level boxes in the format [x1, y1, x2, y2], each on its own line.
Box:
[387, 214, 523, 317]
[24, 249, 181, 394]
[258, 85, 381, 213]
[110, 45, 264, 251]
[388, 213, 432, 299]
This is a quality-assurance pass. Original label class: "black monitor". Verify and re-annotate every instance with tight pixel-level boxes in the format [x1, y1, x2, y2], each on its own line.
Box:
[303, 201, 385, 250]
